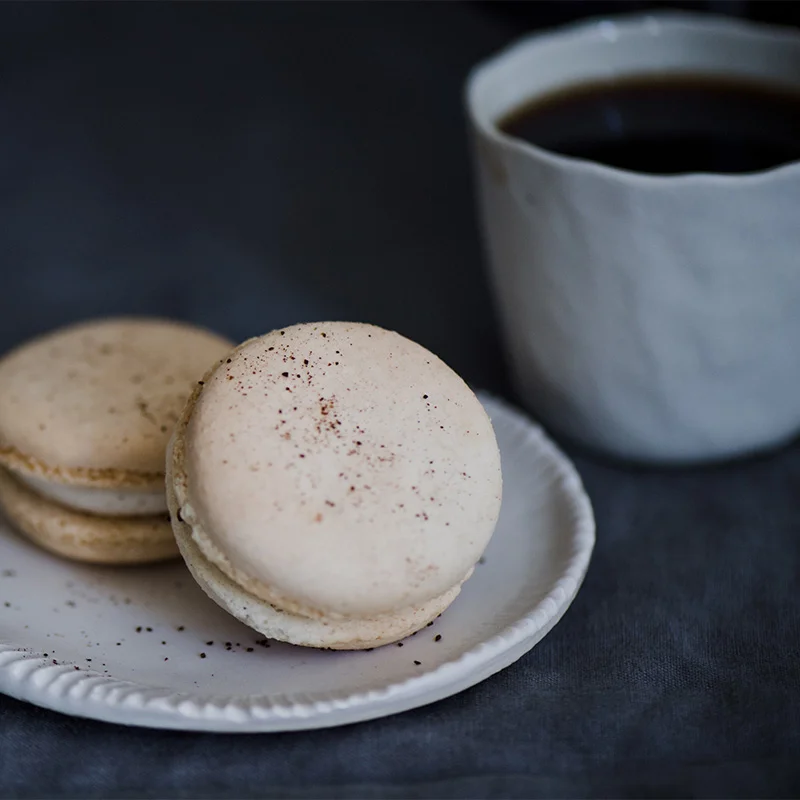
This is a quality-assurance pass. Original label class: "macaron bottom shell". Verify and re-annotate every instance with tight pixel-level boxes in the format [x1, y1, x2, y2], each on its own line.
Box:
[167, 469, 463, 650]
[0, 468, 178, 565]
[173, 525, 461, 650]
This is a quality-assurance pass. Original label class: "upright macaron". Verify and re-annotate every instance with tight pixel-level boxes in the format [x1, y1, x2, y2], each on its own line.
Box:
[168, 321, 502, 649]
[0, 317, 233, 564]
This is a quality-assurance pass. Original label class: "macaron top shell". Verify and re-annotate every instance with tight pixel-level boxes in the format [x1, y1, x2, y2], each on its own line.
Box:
[173, 322, 502, 619]
[0, 317, 233, 488]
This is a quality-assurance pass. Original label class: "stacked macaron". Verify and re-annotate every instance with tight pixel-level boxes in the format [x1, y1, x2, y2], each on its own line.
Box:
[0, 318, 232, 564]
[168, 321, 502, 649]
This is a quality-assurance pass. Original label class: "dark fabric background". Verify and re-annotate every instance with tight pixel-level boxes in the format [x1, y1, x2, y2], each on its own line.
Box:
[1, 2, 799, 798]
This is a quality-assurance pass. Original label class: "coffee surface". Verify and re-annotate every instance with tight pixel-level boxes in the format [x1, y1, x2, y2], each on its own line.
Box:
[498, 74, 800, 174]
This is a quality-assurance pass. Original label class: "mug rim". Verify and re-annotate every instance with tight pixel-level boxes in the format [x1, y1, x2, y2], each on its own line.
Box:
[465, 10, 800, 186]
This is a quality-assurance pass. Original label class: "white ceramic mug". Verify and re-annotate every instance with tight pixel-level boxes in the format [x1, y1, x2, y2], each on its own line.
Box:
[466, 12, 800, 464]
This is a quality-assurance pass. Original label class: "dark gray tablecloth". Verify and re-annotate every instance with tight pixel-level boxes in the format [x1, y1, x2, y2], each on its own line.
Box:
[1, 3, 799, 797]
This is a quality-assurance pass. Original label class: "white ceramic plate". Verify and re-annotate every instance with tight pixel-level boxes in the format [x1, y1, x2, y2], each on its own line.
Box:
[0, 394, 594, 732]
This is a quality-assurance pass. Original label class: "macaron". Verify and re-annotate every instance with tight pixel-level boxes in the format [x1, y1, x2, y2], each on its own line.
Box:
[0, 317, 233, 564]
[168, 321, 503, 650]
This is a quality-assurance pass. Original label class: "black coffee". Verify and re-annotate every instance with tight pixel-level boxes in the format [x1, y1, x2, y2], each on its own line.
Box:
[497, 74, 800, 175]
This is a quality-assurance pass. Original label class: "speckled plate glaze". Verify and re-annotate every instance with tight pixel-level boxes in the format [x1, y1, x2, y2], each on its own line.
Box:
[0, 394, 594, 732]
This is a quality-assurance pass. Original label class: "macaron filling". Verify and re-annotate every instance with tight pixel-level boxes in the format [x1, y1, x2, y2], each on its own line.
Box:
[14, 471, 168, 516]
